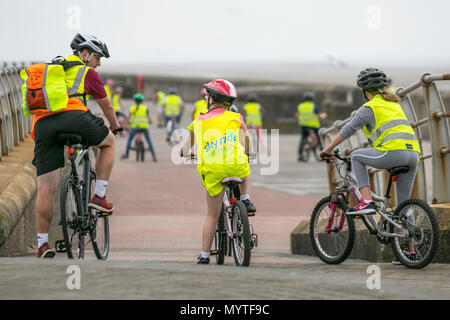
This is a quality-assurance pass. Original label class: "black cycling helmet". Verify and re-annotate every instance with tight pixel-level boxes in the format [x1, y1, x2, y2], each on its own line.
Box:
[357, 68, 387, 92]
[303, 91, 314, 101]
[70, 33, 110, 58]
[247, 94, 258, 102]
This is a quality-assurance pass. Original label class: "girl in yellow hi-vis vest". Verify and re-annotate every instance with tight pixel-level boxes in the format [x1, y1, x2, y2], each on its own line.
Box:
[321, 68, 420, 264]
[183, 79, 257, 264]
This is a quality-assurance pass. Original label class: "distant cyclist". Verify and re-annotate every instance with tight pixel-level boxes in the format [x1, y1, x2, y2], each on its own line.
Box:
[192, 88, 208, 120]
[243, 94, 264, 149]
[296, 91, 325, 161]
[182, 79, 256, 264]
[163, 88, 185, 142]
[320, 68, 420, 261]
[112, 86, 124, 115]
[385, 77, 397, 94]
[31, 33, 121, 258]
[104, 79, 114, 102]
[154, 88, 166, 127]
[121, 93, 157, 161]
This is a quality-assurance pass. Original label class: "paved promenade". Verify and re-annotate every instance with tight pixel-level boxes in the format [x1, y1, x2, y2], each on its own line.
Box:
[0, 103, 448, 300]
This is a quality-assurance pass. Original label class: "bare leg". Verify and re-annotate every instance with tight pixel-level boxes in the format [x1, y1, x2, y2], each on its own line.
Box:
[202, 189, 225, 252]
[239, 176, 250, 195]
[95, 131, 115, 181]
[360, 186, 372, 201]
[36, 169, 61, 234]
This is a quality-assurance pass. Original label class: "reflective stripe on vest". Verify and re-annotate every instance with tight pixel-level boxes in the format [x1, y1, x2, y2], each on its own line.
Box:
[244, 102, 262, 125]
[361, 94, 420, 153]
[130, 104, 149, 129]
[298, 102, 320, 128]
[65, 55, 92, 106]
[165, 94, 181, 115]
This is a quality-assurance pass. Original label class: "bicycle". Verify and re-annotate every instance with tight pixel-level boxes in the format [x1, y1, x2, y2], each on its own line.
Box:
[166, 114, 179, 145]
[55, 134, 110, 260]
[211, 177, 259, 267]
[129, 131, 145, 162]
[309, 149, 439, 269]
[299, 129, 321, 162]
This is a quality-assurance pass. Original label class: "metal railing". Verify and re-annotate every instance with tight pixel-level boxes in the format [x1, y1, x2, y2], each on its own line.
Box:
[319, 73, 450, 205]
[0, 62, 31, 160]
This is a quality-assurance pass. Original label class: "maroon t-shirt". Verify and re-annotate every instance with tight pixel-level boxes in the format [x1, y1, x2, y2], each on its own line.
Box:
[84, 69, 107, 100]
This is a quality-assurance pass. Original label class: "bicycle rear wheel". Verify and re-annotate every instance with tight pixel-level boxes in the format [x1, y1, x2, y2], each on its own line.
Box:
[60, 175, 85, 259]
[300, 144, 311, 162]
[309, 195, 355, 264]
[213, 207, 227, 265]
[231, 201, 251, 266]
[390, 198, 439, 269]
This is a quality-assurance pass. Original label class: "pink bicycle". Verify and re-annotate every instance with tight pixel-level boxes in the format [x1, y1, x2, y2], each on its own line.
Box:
[211, 177, 258, 267]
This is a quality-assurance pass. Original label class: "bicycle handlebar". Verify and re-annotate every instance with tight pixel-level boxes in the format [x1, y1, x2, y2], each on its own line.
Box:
[320, 149, 351, 164]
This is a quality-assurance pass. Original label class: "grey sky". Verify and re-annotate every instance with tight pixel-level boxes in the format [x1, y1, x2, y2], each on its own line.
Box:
[1, 0, 449, 86]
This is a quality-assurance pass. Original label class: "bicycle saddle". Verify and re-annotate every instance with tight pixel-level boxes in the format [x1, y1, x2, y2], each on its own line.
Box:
[56, 133, 82, 146]
[388, 166, 409, 176]
[221, 177, 244, 185]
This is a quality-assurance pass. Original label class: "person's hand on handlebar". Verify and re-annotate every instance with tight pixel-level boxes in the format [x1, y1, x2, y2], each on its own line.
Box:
[319, 148, 334, 163]
[110, 126, 123, 135]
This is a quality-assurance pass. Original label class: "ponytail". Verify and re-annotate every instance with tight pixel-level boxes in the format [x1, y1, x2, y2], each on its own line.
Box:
[377, 89, 401, 102]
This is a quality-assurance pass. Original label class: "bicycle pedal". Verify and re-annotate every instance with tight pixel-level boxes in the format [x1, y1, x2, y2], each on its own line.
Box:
[55, 240, 67, 253]
[210, 250, 219, 255]
[247, 212, 256, 217]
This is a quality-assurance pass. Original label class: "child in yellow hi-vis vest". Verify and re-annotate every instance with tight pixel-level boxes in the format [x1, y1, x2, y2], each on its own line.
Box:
[183, 79, 257, 264]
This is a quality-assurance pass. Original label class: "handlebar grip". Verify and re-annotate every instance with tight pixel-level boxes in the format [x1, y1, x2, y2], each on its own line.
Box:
[320, 152, 332, 163]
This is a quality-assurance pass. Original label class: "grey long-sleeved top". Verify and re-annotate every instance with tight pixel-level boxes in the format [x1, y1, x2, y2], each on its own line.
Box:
[339, 106, 376, 139]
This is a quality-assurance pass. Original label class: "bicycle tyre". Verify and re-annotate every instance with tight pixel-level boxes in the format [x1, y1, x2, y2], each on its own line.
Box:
[139, 140, 145, 162]
[390, 198, 439, 269]
[60, 174, 85, 259]
[87, 167, 110, 260]
[214, 208, 227, 265]
[309, 195, 355, 264]
[311, 146, 321, 162]
[231, 200, 251, 266]
[300, 144, 311, 162]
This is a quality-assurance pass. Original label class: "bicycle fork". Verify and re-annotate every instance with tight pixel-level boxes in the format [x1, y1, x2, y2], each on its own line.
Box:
[326, 195, 346, 233]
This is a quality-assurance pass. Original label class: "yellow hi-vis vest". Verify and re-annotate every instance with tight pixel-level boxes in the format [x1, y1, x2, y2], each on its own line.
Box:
[129, 104, 149, 129]
[165, 94, 182, 115]
[64, 54, 92, 107]
[156, 90, 165, 108]
[193, 99, 208, 120]
[361, 94, 420, 154]
[112, 94, 121, 111]
[187, 110, 250, 197]
[298, 101, 320, 128]
[243, 102, 262, 126]
[104, 85, 112, 101]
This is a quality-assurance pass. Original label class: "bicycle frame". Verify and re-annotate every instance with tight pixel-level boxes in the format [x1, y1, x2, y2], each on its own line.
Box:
[329, 162, 409, 239]
[222, 188, 236, 238]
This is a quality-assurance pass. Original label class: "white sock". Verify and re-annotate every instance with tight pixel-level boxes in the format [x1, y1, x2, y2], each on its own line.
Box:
[240, 194, 250, 201]
[37, 233, 48, 248]
[201, 251, 210, 259]
[94, 180, 108, 198]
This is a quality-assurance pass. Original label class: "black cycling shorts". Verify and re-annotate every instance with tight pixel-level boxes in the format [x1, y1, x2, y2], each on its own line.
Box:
[33, 110, 109, 176]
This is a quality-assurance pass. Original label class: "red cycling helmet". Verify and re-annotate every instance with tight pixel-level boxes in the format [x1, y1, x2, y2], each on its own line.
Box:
[203, 79, 237, 105]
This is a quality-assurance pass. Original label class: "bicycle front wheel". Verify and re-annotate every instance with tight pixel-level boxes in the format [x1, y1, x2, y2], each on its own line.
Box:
[390, 198, 439, 269]
[231, 201, 251, 266]
[309, 195, 355, 264]
[60, 175, 85, 259]
[85, 168, 110, 260]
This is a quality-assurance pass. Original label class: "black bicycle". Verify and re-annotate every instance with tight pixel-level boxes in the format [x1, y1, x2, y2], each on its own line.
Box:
[55, 134, 110, 260]
[212, 177, 258, 267]
[299, 129, 321, 162]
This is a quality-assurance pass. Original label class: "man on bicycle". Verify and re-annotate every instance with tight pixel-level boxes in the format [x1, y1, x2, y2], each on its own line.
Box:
[121, 93, 157, 161]
[296, 91, 325, 161]
[243, 94, 264, 149]
[33, 33, 121, 258]
[163, 88, 185, 142]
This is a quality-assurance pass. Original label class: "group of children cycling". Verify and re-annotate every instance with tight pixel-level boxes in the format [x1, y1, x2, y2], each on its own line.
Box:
[30, 34, 420, 266]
